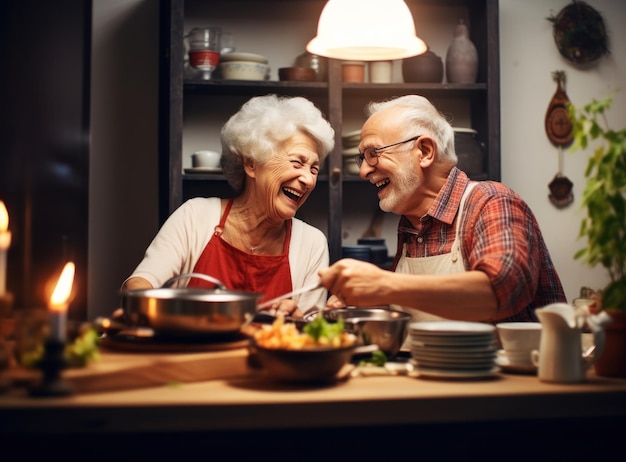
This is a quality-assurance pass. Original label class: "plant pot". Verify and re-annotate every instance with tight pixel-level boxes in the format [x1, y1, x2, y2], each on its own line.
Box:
[594, 309, 626, 378]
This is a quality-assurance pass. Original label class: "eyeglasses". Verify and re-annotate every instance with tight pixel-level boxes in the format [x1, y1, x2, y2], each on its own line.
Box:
[355, 136, 421, 168]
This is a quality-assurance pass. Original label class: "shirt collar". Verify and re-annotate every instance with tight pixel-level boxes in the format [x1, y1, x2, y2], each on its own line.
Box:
[429, 167, 469, 225]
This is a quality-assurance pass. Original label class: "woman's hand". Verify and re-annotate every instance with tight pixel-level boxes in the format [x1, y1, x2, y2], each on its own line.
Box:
[266, 299, 303, 318]
[325, 294, 346, 309]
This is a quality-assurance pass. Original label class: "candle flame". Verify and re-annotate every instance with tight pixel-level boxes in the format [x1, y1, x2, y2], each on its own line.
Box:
[0, 201, 7, 232]
[50, 262, 75, 312]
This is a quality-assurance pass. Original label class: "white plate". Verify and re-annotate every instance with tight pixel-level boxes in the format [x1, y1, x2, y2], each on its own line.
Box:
[412, 357, 496, 370]
[410, 333, 495, 348]
[409, 321, 496, 335]
[496, 350, 537, 374]
[411, 344, 497, 357]
[184, 167, 222, 174]
[412, 349, 497, 363]
[414, 365, 500, 380]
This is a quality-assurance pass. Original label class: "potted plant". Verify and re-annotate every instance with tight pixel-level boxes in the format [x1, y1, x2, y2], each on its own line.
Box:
[568, 94, 626, 377]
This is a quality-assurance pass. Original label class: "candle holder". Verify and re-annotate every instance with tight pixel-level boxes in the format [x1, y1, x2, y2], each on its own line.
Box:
[29, 338, 74, 397]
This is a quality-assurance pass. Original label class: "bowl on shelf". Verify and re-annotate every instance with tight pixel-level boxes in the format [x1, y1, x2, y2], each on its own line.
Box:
[219, 61, 269, 81]
[278, 66, 317, 81]
[342, 155, 361, 176]
[220, 52, 268, 64]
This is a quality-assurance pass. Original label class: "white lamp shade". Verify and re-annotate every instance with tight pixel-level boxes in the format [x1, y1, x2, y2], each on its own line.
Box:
[307, 0, 427, 61]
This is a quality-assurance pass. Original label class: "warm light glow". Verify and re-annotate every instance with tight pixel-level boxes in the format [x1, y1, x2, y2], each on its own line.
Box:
[307, 0, 427, 61]
[0, 201, 8, 232]
[49, 262, 75, 312]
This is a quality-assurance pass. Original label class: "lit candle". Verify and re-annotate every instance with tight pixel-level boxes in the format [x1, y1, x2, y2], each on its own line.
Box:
[48, 262, 75, 343]
[0, 201, 11, 297]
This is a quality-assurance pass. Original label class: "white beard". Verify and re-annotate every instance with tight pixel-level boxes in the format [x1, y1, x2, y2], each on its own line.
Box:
[379, 168, 421, 214]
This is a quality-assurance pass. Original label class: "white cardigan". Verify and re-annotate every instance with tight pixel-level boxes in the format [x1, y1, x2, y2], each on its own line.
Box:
[125, 197, 329, 310]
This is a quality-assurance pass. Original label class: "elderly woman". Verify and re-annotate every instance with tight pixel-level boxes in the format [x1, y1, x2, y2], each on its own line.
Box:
[123, 94, 335, 316]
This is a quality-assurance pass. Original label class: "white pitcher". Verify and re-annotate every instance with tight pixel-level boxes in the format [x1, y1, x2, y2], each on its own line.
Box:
[532, 303, 612, 383]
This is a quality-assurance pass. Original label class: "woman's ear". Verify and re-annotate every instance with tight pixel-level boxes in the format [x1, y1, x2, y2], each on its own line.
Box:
[243, 157, 256, 177]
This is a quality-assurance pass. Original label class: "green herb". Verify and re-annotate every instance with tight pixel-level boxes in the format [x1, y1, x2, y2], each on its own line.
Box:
[359, 350, 388, 367]
[302, 315, 345, 342]
[65, 325, 101, 368]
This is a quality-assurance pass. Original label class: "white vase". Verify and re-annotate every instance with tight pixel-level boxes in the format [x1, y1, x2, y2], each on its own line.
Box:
[445, 19, 478, 84]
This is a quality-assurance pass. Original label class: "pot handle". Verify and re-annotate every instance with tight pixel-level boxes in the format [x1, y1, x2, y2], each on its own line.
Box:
[162, 272, 227, 290]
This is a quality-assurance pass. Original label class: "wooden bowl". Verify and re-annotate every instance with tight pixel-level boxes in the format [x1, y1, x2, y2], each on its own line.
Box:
[278, 66, 317, 82]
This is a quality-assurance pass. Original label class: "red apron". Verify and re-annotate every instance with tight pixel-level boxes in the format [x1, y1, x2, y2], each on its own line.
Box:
[187, 199, 293, 304]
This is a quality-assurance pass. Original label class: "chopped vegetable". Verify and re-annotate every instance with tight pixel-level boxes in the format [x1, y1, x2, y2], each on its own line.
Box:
[303, 314, 345, 342]
[359, 350, 388, 367]
[254, 315, 355, 349]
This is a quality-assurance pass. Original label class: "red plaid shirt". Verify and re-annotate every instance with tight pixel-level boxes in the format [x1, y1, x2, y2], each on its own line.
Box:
[392, 168, 566, 322]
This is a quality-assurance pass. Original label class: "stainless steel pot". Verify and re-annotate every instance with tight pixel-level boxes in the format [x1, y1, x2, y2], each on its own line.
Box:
[122, 273, 262, 337]
[306, 307, 411, 357]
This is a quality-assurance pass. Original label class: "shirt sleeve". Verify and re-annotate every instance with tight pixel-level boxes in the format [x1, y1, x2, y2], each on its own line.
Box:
[462, 184, 545, 321]
[289, 219, 329, 310]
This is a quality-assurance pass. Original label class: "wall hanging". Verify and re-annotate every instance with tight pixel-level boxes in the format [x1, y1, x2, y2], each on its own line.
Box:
[545, 70, 574, 208]
[547, 1, 609, 65]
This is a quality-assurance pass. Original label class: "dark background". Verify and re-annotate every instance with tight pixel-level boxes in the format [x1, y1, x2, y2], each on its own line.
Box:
[0, 0, 91, 318]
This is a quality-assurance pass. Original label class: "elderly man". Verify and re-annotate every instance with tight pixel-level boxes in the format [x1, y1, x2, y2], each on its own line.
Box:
[319, 95, 566, 324]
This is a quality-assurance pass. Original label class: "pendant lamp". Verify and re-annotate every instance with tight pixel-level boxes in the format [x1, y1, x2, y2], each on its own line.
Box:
[306, 0, 427, 61]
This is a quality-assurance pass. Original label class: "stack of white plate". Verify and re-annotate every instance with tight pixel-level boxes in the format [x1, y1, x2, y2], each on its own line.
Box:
[409, 321, 499, 379]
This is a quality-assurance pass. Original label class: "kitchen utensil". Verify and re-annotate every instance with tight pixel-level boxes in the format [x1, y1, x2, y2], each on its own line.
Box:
[532, 302, 612, 383]
[121, 273, 262, 337]
[312, 307, 411, 357]
[186, 27, 222, 80]
[252, 341, 357, 384]
[496, 322, 542, 367]
[545, 70, 574, 208]
[256, 281, 323, 311]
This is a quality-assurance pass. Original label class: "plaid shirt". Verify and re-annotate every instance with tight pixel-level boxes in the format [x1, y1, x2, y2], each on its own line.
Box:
[392, 167, 566, 323]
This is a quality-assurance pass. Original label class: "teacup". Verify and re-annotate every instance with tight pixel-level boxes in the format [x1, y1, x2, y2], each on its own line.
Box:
[191, 150, 221, 168]
[496, 322, 542, 366]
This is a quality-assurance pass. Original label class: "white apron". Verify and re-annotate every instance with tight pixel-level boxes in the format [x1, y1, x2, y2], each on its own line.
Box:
[392, 182, 477, 347]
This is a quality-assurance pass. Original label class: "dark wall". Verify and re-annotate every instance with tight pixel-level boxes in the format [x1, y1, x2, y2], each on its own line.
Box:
[0, 0, 91, 318]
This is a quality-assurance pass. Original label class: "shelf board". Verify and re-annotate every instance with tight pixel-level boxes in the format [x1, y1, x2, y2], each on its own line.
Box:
[184, 79, 328, 97]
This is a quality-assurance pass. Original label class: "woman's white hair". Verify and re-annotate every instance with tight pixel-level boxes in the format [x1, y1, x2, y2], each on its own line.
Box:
[220, 94, 335, 193]
[366, 95, 457, 165]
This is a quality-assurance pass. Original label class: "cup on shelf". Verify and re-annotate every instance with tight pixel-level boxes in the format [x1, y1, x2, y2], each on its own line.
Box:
[496, 322, 542, 367]
[191, 150, 221, 168]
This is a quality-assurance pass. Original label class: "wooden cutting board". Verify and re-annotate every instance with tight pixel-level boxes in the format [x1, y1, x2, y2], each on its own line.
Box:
[7, 346, 257, 394]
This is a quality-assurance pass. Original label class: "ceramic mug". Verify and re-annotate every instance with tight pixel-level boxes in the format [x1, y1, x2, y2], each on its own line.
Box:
[496, 322, 542, 367]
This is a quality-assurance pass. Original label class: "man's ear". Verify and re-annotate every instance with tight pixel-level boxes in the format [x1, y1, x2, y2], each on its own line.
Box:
[417, 137, 436, 167]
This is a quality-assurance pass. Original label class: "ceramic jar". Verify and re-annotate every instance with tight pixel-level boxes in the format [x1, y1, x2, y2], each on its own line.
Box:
[295, 52, 328, 81]
[369, 61, 393, 83]
[445, 19, 478, 83]
[341, 61, 366, 82]
[402, 50, 444, 83]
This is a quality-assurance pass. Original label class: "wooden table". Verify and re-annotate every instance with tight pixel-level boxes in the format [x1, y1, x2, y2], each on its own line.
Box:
[1, 347, 625, 459]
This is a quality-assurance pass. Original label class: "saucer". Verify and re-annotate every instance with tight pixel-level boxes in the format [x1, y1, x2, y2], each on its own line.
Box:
[185, 167, 222, 174]
[496, 350, 537, 374]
